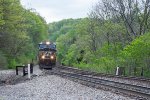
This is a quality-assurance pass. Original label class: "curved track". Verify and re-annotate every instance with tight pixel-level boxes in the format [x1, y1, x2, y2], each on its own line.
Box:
[49, 66, 150, 99]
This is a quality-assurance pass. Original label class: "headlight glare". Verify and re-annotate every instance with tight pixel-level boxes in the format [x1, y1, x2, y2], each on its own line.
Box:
[50, 55, 54, 59]
[41, 55, 45, 59]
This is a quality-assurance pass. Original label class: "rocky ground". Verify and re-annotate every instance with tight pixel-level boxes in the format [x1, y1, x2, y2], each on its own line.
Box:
[0, 66, 135, 100]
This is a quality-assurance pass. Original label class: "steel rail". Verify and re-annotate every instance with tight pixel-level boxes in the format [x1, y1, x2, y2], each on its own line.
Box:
[57, 66, 150, 82]
[52, 69, 150, 99]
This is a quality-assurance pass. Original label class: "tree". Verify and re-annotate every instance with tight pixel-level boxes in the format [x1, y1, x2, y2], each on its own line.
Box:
[92, 0, 150, 39]
[0, 0, 48, 68]
[0, 0, 28, 56]
[23, 10, 48, 47]
[48, 18, 81, 41]
[119, 33, 150, 76]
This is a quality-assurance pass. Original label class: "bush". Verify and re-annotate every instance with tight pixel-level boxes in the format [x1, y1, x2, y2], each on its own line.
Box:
[119, 33, 150, 77]
[0, 51, 7, 69]
[8, 59, 17, 69]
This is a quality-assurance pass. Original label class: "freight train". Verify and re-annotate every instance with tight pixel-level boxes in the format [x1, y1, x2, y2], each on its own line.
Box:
[38, 41, 56, 69]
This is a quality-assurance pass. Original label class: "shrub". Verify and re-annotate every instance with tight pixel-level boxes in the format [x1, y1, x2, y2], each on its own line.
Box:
[0, 51, 7, 69]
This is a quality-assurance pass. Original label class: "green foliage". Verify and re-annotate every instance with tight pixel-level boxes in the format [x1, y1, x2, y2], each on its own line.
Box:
[54, 17, 150, 77]
[0, 51, 7, 69]
[56, 32, 76, 62]
[119, 33, 150, 77]
[8, 59, 16, 69]
[48, 1, 150, 78]
[24, 10, 48, 46]
[0, 0, 48, 69]
[62, 44, 77, 66]
[48, 18, 82, 41]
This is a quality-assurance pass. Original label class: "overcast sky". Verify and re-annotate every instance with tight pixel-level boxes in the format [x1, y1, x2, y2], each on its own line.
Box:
[20, 0, 99, 23]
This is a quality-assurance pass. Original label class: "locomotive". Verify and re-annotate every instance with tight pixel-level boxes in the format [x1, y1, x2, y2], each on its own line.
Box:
[38, 41, 56, 69]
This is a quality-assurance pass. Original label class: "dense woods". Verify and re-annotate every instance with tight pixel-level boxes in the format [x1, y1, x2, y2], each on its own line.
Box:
[49, 0, 150, 77]
[0, 0, 48, 69]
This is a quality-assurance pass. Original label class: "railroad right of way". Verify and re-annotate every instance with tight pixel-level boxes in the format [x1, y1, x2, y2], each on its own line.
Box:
[47, 66, 150, 100]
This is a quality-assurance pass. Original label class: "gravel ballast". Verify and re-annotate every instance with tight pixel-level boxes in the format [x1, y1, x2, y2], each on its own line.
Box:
[0, 74, 135, 100]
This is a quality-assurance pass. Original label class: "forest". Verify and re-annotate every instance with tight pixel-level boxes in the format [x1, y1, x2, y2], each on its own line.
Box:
[49, 0, 150, 77]
[0, 0, 150, 77]
[0, 0, 48, 69]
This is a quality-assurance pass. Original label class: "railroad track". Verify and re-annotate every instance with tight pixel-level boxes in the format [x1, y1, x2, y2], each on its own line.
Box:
[57, 66, 150, 88]
[50, 66, 150, 99]
[58, 66, 150, 82]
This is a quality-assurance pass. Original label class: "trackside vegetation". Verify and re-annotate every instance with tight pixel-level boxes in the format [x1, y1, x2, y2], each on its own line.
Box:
[0, 0, 48, 69]
[49, 0, 150, 77]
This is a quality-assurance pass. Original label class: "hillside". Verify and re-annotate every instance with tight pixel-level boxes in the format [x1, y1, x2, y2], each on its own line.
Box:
[48, 18, 150, 77]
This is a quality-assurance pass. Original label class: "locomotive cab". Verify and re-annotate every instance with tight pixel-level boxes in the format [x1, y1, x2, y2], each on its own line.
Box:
[38, 42, 56, 69]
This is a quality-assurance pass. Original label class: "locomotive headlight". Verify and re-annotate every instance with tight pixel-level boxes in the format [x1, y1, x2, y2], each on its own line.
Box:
[46, 41, 50, 45]
[41, 55, 45, 59]
[50, 55, 54, 59]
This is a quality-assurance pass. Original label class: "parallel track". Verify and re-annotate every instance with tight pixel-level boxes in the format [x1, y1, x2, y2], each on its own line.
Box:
[50, 66, 150, 99]
[58, 66, 150, 82]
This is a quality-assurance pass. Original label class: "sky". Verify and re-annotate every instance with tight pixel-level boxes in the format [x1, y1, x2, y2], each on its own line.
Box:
[20, 0, 99, 23]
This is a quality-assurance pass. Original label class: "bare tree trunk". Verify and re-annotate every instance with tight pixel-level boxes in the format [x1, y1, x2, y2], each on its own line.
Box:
[87, 19, 98, 53]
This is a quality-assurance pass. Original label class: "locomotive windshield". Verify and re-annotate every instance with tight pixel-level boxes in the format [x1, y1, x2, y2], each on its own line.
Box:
[38, 43, 56, 51]
[39, 44, 46, 49]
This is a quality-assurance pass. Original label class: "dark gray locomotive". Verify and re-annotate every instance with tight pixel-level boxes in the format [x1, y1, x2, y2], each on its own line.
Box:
[38, 42, 56, 69]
